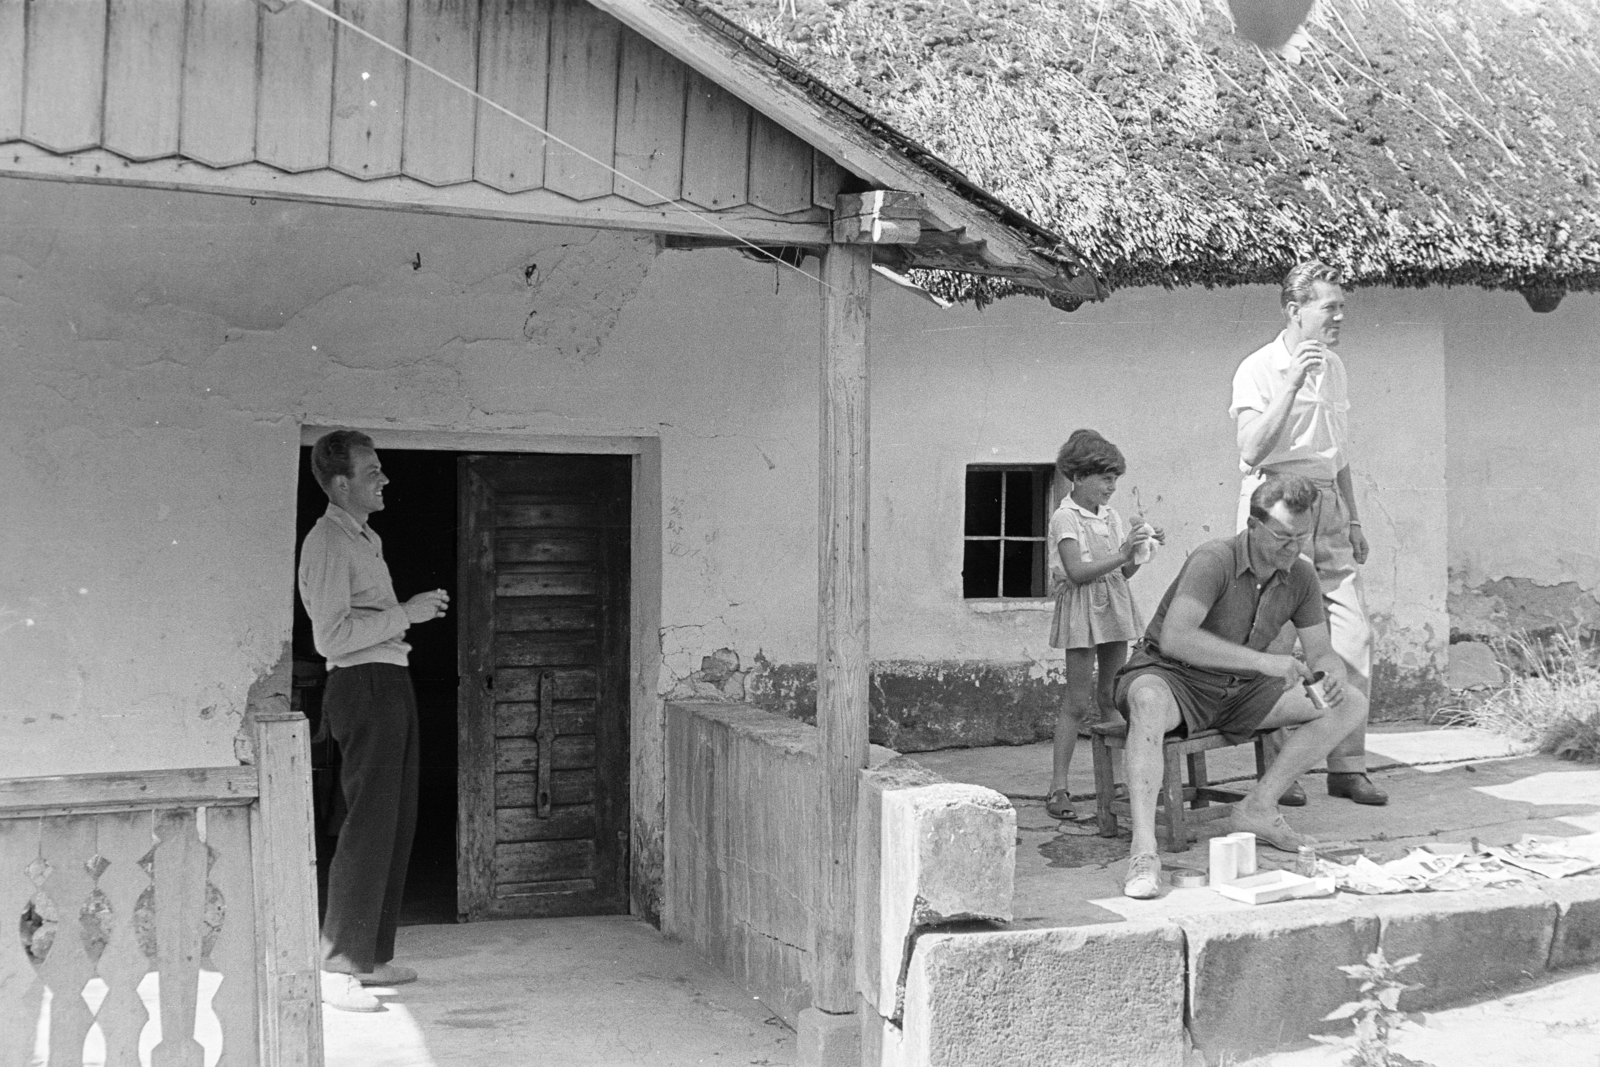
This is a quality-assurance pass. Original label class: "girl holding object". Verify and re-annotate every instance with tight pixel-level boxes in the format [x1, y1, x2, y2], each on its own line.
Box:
[1045, 430, 1162, 822]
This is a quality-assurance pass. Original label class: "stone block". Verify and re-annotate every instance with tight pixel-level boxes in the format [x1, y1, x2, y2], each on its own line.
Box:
[1446, 640, 1504, 690]
[896, 923, 1186, 1067]
[1538, 873, 1600, 970]
[798, 1007, 861, 1067]
[1179, 900, 1377, 1065]
[856, 758, 1014, 1019]
[1359, 886, 1556, 1009]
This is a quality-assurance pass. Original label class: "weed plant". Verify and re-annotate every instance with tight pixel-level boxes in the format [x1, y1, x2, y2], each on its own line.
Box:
[1313, 950, 1433, 1067]
[1445, 630, 1600, 765]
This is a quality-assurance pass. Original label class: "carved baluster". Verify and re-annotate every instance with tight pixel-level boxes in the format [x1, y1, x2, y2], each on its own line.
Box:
[0, 818, 46, 1067]
[38, 815, 101, 1067]
[204, 805, 258, 1067]
[95, 810, 155, 1067]
[150, 810, 207, 1067]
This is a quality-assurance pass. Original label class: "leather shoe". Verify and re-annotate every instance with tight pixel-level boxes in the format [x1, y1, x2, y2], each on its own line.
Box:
[1327, 772, 1388, 806]
[1278, 781, 1307, 807]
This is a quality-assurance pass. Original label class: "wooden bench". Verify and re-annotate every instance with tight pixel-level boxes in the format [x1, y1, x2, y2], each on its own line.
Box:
[1089, 722, 1270, 853]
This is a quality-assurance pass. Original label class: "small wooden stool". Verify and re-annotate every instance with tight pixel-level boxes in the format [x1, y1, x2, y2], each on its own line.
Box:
[1090, 722, 1270, 852]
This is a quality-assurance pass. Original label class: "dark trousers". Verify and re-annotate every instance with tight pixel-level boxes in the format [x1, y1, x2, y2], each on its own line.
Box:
[320, 663, 419, 972]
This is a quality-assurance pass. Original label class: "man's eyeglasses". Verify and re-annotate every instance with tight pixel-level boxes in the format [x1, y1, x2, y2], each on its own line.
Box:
[1249, 516, 1310, 548]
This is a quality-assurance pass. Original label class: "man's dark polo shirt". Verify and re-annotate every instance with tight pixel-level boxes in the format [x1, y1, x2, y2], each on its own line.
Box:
[1139, 530, 1325, 678]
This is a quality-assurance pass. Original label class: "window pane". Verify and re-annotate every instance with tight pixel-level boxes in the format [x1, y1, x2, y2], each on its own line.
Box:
[1001, 540, 1034, 597]
[1003, 470, 1036, 536]
[962, 540, 1000, 598]
[964, 470, 1002, 536]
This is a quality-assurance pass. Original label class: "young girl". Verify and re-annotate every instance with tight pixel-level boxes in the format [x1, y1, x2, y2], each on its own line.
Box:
[1045, 430, 1160, 821]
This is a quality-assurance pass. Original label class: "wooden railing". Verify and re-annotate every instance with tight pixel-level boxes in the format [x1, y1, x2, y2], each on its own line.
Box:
[0, 711, 322, 1067]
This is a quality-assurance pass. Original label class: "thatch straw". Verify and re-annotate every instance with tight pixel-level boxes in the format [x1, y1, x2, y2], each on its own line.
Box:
[707, 0, 1600, 300]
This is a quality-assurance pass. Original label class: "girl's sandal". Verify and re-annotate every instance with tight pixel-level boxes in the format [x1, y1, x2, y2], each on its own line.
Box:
[1045, 789, 1077, 821]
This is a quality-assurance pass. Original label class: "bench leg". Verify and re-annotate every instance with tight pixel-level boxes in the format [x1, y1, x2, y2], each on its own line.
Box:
[1092, 736, 1118, 838]
[1188, 750, 1211, 808]
[1161, 742, 1187, 852]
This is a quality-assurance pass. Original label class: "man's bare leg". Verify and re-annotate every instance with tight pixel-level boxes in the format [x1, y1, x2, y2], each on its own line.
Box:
[1229, 688, 1367, 849]
[1122, 675, 1184, 896]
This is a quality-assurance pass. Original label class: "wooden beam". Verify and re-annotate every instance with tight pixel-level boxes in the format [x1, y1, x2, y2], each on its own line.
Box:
[251, 711, 323, 1067]
[0, 145, 834, 243]
[813, 242, 871, 1013]
[474, 0, 551, 194]
[0, 766, 258, 816]
[402, 0, 479, 187]
[545, 0, 621, 201]
[329, 0, 407, 180]
[832, 190, 922, 245]
[0, 0, 20, 141]
[180, 0, 261, 168]
[23, 0, 108, 153]
[256, 0, 335, 172]
[103, 0, 185, 161]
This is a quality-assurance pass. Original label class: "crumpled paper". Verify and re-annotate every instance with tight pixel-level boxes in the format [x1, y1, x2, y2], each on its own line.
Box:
[1486, 836, 1600, 880]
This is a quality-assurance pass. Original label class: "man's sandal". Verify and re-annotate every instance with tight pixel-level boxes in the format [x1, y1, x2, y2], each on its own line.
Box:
[1045, 789, 1077, 821]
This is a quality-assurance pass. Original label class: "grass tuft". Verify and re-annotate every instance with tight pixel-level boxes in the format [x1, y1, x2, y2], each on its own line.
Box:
[1452, 630, 1600, 766]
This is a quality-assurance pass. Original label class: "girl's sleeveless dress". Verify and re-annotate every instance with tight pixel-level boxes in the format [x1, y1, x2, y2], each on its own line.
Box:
[1047, 499, 1145, 649]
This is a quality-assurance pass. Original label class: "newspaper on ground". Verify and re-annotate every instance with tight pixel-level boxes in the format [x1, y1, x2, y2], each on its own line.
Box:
[1317, 835, 1599, 895]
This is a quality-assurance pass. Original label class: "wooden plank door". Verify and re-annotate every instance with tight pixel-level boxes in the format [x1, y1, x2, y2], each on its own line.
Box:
[457, 453, 631, 920]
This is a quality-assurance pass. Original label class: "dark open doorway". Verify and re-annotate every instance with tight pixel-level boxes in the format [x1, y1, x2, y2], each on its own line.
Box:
[292, 447, 460, 926]
[293, 445, 633, 927]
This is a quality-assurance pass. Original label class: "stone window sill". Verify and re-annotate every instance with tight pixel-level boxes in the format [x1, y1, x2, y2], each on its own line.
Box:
[966, 598, 1053, 613]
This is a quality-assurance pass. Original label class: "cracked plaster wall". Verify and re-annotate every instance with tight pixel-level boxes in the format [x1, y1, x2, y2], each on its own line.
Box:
[1444, 290, 1600, 641]
[671, 283, 1451, 728]
[0, 177, 826, 778]
[0, 176, 1462, 785]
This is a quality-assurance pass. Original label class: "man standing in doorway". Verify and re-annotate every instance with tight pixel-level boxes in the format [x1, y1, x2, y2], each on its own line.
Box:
[299, 430, 450, 1012]
[1230, 260, 1388, 807]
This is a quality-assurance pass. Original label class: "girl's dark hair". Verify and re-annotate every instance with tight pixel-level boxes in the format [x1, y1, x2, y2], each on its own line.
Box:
[1055, 429, 1126, 481]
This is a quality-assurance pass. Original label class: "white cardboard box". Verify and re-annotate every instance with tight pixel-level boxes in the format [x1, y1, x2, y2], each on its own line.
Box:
[1213, 869, 1336, 905]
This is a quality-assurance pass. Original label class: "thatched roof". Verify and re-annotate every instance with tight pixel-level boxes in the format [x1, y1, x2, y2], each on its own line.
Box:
[702, 0, 1600, 302]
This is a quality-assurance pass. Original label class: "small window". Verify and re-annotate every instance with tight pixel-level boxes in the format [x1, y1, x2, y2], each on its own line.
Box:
[963, 465, 1055, 598]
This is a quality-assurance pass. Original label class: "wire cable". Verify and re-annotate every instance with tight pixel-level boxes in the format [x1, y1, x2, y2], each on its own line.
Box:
[287, 0, 835, 289]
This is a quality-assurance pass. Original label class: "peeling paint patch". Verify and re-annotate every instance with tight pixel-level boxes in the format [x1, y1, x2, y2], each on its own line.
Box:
[741, 652, 1440, 748]
[1369, 659, 1448, 722]
[665, 647, 747, 702]
[746, 657, 1062, 752]
[1449, 573, 1600, 640]
[234, 640, 292, 764]
[633, 819, 664, 928]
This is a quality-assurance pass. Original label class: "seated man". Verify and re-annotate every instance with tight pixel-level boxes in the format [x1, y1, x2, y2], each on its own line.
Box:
[1114, 473, 1369, 898]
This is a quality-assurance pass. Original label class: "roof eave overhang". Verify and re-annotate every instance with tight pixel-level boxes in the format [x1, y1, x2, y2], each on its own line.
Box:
[585, 0, 1103, 302]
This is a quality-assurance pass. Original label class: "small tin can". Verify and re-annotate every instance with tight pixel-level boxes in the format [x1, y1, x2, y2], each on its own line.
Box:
[1296, 844, 1318, 876]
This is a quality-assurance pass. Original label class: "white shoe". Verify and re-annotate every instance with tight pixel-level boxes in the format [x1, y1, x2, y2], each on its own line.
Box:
[355, 962, 417, 986]
[1124, 852, 1162, 899]
[321, 971, 382, 1012]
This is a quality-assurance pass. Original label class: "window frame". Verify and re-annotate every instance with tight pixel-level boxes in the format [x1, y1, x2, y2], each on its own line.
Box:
[961, 463, 1064, 601]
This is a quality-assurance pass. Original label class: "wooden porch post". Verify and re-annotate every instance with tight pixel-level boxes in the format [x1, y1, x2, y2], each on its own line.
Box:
[252, 710, 324, 1067]
[814, 241, 873, 1015]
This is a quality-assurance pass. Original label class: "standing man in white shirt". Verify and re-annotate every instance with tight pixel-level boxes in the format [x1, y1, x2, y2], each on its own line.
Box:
[1229, 261, 1388, 807]
[298, 430, 450, 1011]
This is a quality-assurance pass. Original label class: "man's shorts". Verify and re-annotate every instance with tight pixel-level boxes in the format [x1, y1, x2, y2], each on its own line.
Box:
[1113, 645, 1287, 744]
